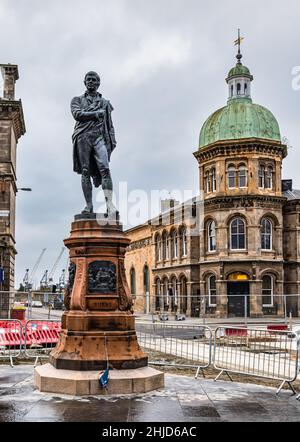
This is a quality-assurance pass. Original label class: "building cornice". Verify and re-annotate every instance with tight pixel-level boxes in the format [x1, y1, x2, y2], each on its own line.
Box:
[204, 194, 286, 210]
[0, 99, 26, 140]
[194, 138, 287, 163]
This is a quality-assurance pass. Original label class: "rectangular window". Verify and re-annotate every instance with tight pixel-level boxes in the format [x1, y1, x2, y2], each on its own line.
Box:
[239, 169, 247, 188]
[208, 278, 217, 307]
[262, 277, 274, 307]
[228, 171, 236, 189]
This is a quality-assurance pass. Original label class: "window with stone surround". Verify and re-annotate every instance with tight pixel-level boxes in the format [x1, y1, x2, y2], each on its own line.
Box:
[238, 165, 247, 188]
[208, 275, 217, 307]
[212, 168, 217, 192]
[261, 218, 273, 251]
[205, 171, 211, 193]
[208, 220, 216, 252]
[259, 165, 265, 188]
[230, 218, 246, 250]
[266, 166, 274, 189]
[155, 234, 162, 261]
[162, 232, 170, 261]
[180, 227, 188, 257]
[262, 275, 274, 307]
[130, 267, 136, 295]
[171, 230, 178, 259]
[228, 166, 236, 189]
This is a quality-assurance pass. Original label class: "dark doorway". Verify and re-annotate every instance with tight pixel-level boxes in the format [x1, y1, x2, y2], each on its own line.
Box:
[227, 282, 250, 317]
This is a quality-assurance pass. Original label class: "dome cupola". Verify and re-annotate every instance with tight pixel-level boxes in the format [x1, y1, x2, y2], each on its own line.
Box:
[199, 33, 281, 149]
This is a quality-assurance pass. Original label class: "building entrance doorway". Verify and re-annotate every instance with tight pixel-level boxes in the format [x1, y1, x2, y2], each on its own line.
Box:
[227, 282, 250, 317]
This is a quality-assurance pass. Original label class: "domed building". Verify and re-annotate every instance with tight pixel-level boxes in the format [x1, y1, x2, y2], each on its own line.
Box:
[125, 48, 300, 319]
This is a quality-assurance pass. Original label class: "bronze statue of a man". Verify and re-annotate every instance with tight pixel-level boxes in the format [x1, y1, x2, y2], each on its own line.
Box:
[71, 71, 117, 216]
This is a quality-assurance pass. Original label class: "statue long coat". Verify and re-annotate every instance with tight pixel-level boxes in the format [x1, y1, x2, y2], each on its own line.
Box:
[71, 92, 117, 187]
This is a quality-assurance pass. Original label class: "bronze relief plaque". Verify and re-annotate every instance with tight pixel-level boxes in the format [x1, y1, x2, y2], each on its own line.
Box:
[88, 261, 116, 294]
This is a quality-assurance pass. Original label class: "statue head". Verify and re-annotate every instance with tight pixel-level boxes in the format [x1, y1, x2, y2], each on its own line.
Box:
[84, 71, 101, 93]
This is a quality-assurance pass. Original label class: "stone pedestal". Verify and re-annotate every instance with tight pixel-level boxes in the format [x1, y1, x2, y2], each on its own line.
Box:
[35, 364, 164, 396]
[49, 214, 148, 371]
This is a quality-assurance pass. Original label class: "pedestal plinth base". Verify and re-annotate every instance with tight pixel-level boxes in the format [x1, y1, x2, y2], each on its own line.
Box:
[34, 364, 164, 396]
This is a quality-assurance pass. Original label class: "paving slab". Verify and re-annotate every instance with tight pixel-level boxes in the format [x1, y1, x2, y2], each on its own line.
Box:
[0, 365, 299, 422]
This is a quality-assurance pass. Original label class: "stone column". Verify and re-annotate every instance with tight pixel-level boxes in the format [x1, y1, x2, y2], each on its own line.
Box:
[217, 281, 228, 318]
[186, 282, 192, 317]
[250, 281, 263, 318]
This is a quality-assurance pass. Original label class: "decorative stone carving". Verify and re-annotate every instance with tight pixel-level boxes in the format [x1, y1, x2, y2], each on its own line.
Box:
[64, 261, 76, 311]
[118, 261, 133, 312]
[128, 238, 152, 251]
[88, 261, 116, 294]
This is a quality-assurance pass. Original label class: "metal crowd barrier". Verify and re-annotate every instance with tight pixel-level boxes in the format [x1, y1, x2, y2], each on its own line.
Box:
[213, 326, 300, 395]
[0, 319, 23, 367]
[23, 320, 61, 366]
[136, 321, 213, 378]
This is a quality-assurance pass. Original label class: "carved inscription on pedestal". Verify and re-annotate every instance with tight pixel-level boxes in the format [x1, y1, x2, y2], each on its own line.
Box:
[88, 261, 116, 294]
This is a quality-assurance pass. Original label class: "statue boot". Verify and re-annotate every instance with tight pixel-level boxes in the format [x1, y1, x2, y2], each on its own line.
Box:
[81, 170, 93, 214]
[102, 177, 118, 218]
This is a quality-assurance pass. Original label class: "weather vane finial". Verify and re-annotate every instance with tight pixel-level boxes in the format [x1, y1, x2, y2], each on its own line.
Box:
[234, 29, 244, 65]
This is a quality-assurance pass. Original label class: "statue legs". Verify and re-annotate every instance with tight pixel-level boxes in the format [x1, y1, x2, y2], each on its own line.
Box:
[94, 141, 118, 217]
[102, 176, 118, 217]
[81, 168, 93, 214]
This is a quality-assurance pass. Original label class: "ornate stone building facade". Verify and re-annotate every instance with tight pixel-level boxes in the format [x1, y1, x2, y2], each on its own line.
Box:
[125, 51, 300, 318]
[0, 65, 26, 318]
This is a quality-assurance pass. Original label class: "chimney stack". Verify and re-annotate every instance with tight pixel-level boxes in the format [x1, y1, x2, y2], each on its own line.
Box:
[0, 64, 19, 100]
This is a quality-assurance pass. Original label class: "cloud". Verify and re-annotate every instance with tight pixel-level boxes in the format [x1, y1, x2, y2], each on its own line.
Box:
[121, 32, 191, 85]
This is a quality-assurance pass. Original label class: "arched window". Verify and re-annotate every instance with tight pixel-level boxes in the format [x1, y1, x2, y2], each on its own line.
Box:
[262, 275, 274, 307]
[163, 278, 169, 310]
[180, 276, 187, 313]
[237, 83, 241, 95]
[155, 279, 161, 310]
[231, 85, 234, 97]
[208, 221, 216, 252]
[266, 166, 273, 189]
[259, 165, 265, 188]
[143, 265, 149, 294]
[155, 235, 162, 261]
[208, 275, 217, 307]
[244, 83, 248, 94]
[172, 231, 178, 259]
[181, 227, 188, 257]
[261, 218, 273, 251]
[130, 268, 136, 295]
[230, 218, 246, 250]
[228, 166, 236, 189]
[238, 165, 247, 188]
[212, 168, 217, 192]
[162, 232, 170, 261]
[205, 171, 211, 193]
[171, 277, 178, 309]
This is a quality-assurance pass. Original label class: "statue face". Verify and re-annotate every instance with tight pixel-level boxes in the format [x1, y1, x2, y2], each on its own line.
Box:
[84, 73, 100, 93]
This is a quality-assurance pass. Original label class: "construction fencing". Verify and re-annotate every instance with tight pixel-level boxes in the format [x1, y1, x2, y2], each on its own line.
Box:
[0, 319, 61, 367]
[0, 319, 300, 397]
[136, 321, 300, 396]
[136, 322, 212, 378]
[213, 326, 300, 395]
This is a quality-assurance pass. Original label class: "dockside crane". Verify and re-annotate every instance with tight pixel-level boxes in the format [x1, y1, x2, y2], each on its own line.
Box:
[23, 248, 47, 290]
[48, 247, 66, 287]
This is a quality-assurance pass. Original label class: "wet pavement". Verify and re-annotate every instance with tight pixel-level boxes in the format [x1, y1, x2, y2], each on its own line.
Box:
[0, 365, 300, 422]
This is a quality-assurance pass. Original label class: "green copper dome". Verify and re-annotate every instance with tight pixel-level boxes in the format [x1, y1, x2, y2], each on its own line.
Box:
[227, 64, 253, 80]
[199, 98, 281, 149]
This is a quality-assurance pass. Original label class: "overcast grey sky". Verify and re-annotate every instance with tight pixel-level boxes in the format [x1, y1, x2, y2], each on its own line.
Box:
[0, 0, 299, 287]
